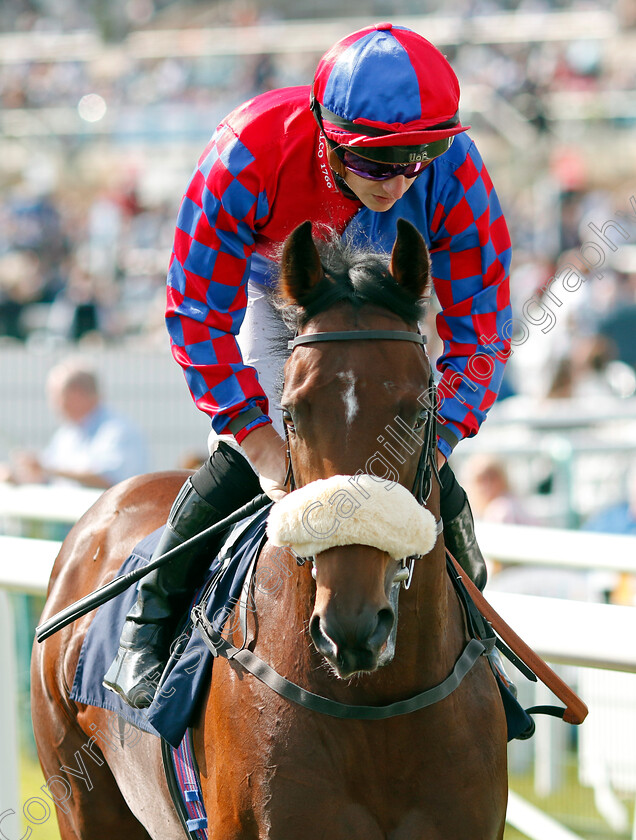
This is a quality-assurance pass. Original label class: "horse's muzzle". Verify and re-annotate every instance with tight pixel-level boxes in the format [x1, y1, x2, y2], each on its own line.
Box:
[309, 604, 395, 678]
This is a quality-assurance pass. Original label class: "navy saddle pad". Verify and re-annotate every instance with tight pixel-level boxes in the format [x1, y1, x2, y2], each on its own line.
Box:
[70, 505, 271, 747]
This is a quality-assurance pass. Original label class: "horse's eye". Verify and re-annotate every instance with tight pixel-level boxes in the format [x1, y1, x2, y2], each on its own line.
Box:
[282, 409, 296, 433]
[413, 409, 428, 433]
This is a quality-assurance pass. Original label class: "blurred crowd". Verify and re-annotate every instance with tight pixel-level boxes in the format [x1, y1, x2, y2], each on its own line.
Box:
[0, 181, 177, 344]
[2, 1, 635, 356]
[3, 3, 633, 117]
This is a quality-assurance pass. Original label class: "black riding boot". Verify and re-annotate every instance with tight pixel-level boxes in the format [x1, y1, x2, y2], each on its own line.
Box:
[103, 442, 261, 709]
[439, 463, 487, 591]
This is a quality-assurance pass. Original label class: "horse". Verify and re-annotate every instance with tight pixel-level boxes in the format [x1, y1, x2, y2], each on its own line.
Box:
[31, 219, 508, 840]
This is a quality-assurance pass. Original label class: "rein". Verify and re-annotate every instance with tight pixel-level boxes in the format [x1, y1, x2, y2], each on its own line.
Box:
[192, 326, 488, 720]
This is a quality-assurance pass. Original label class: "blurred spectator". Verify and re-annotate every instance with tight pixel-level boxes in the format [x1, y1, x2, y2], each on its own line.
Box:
[46, 264, 117, 343]
[468, 453, 597, 600]
[582, 465, 636, 605]
[599, 302, 636, 369]
[545, 335, 619, 400]
[569, 335, 619, 398]
[462, 453, 536, 525]
[545, 355, 575, 400]
[0, 251, 46, 341]
[584, 464, 636, 537]
[0, 358, 149, 488]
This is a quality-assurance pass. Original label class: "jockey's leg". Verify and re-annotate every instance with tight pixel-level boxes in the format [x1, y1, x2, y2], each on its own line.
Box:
[439, 462, 517, 695]
[103, 441, 261, 709]
[439, 462, 487, 590]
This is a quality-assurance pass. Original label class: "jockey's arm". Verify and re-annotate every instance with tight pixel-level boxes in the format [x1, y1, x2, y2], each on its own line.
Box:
[428, 140, 512, 460]
[166, 125, 273, 448]
[240, 423, 288, 501]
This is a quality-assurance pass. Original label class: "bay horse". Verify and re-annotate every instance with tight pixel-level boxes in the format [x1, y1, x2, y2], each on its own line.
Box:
[31, 219, 508, 839]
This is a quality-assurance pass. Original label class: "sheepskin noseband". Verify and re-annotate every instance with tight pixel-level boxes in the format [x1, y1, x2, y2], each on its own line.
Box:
[267, 474, 438, 560]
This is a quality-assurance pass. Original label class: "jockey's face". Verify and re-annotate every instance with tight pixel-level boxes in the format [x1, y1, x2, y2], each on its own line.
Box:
[344, 170, 416, 212]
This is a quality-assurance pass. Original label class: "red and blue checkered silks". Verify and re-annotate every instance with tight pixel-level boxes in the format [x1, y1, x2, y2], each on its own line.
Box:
[166, 23, 512, 458]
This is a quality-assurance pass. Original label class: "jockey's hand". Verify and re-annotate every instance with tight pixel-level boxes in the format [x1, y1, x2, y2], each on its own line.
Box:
[240, 424, 288, 501]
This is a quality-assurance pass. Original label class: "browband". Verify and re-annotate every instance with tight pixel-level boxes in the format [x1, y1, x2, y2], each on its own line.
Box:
[289, 330, 426, 350]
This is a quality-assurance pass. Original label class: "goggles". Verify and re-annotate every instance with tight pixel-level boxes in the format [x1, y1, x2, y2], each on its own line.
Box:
[334, 143, 451, 181]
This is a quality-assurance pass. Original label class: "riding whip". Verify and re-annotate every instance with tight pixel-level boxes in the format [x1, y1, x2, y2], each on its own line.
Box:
[35, 492, 271, 643]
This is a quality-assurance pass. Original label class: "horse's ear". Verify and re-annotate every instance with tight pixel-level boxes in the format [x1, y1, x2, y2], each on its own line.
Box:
[279, 221, 323, 304]
[389, 219, 431, 300]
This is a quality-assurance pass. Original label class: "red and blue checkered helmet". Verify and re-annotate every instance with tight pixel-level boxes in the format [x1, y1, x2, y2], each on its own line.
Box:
[311, 22, 469, 164]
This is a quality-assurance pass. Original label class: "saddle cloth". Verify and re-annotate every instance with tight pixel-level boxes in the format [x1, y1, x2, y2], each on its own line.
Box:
[70, 503, 533, 746]
[69, 505, 271, 747]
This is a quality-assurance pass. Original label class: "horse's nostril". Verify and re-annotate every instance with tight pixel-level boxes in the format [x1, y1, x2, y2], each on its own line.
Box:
[378, 607, 394, 631]
[309, 614, 334, 657]
[309, 614, 321, 642]
[371, 607, 395, 648]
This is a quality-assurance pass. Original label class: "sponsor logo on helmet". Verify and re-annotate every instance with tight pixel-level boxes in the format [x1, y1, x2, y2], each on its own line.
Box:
[408, 151, 430, 162]
[317, 135, 336, 192]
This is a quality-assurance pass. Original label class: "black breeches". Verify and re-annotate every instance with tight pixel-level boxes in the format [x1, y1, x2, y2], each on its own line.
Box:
[438, 462, 467, 523]
[190, 443, 262, 517]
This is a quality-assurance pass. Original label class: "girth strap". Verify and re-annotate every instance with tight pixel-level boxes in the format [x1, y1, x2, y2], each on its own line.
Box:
[191, 603, 485, 720]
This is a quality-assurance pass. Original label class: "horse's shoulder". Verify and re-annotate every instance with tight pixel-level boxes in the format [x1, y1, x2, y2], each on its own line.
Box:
[70, 470, 190, 539]
[101, 469, 193, 511]
[47, 470, 190, 605]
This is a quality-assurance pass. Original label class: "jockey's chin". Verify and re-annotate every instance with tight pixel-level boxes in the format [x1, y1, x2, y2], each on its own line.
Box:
[344, 171, 416, 212]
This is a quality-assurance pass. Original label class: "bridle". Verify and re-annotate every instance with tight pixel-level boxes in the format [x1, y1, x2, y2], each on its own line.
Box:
[284, 327, 442, 589]
[191, 325, 493, 719]
[285, 328, 440, 499]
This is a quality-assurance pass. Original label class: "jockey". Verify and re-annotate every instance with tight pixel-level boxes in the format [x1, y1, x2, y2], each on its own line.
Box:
[104, 23, 512, 708]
